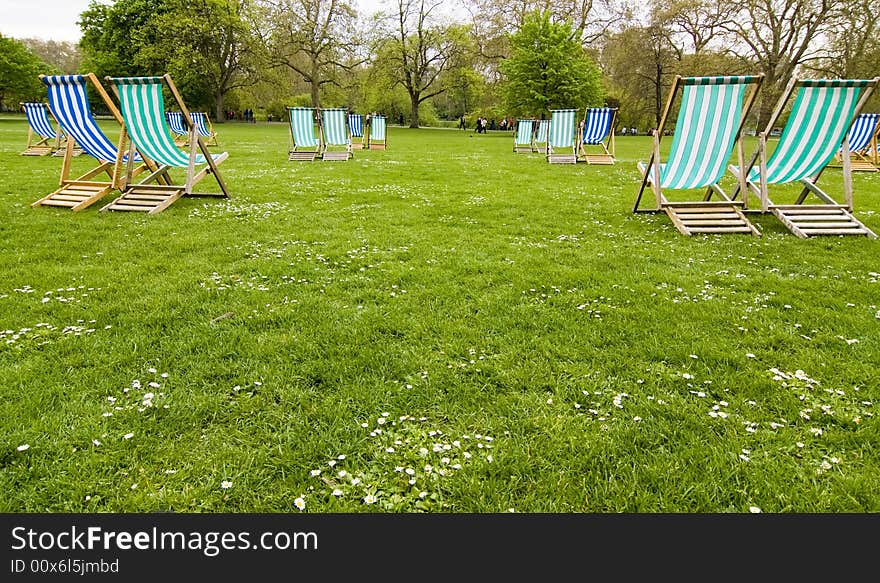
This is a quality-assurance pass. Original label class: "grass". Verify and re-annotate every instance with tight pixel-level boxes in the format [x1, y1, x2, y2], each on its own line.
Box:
[1, 116, 878, 513]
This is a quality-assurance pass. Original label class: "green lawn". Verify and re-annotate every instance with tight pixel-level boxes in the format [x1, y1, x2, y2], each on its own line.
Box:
[1, 117, 878, 512]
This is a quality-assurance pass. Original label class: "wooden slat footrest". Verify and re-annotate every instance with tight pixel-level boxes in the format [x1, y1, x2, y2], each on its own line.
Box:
[101, 186, 185, 214]
[663, 203, 760, 237]
[771, 206, 877, 238]
[32, 183, 113, 212]
[289, 151, 318, 161]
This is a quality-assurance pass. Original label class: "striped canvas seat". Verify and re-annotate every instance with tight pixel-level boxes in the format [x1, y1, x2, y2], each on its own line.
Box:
[321, 108, 351, 160]
[101, 75, 230, 214]
[348, 113, 364, 149]
[744, 81, 870, 184]
[634, 75, 764, 236]
[348, 114, 364, 138]
[514, 119, 534, 153]
[369, 115, 386, 149]
[166, 111, 188, 136]
[533, 119, 549, 151]
[659, 78, 754, 189]
[729, 77, 878, 238]
[581, 108, 614, 145]
[191, 112, 213, 138]
[844, 113, 880, 154]
[290, 107, 319, 147]
[111, 77, 224, 168]
[21, 102, 63, 156]
[547, 108, 577, 163]
[22, 102, 58, 140]
[42, 75, 140, 163]
[578, 107, 617, 164]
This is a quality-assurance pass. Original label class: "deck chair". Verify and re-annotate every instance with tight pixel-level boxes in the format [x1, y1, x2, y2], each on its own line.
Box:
[368, 114, 387, 150]
[546, 109, 578, 164]
[828, 112, 879, 172]
[729, 77, 879, 238]
[321, 108, 352, 161]
[101, 75, 230, 214]
[634, 75, 764, 236]
[533, 119, 549, 153]
[165, 111, 189, 146]
[191, 112, 219, 146]
[577, 107, 617, 164]
[349, 113, 364, 149]
[287, 107, 321, 161]
[32, 74, 162, 212]
[20, 102, 64, 156]
[513, 119, 535, 153]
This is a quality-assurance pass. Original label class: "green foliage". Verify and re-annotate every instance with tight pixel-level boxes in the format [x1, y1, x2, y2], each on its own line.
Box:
[78, 0, 262, 118]
[0, 35, 56, 109]
[499, 11, 604, 117]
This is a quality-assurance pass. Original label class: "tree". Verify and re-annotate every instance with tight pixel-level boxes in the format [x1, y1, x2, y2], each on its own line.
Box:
[386, 0, 471, 127]
[79, 0, 263, 120]
[157, 0, 264, 121]
[601, 25, 677, 129]
[499, 11, 604, 117]
[19, 39, 81, 75]
[264, 0, 362, 108]
[719, 0, 843, 127]
[0, 35, 52, 110]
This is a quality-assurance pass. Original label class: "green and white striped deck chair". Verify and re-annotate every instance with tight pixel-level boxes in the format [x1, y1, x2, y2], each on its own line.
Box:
[729, 77, 879, 238]
[547, 108, 578, 164]
[102, 75, 230, 214]
[533, 119, 549, 153]
[514, 119, 535, 153]
[635, 75, 764, 236]
[320, 108, 352, 161]
[368, 114, 387, 150]
[288, 107, 321, 161]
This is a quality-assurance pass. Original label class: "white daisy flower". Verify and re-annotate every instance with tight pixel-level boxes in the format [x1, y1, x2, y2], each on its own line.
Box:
[294, 496, 306, 511]
[363, 494, 377, 504]
[221, 480, 233, 490]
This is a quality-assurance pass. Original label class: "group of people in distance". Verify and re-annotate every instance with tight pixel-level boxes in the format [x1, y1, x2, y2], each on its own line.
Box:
[466, 116, 517, 133]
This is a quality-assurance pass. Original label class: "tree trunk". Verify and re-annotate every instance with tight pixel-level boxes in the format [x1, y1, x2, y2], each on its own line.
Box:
[215, 92, 225, 122]
[311, 81, 321, 109]
[409, 93, 420, 128]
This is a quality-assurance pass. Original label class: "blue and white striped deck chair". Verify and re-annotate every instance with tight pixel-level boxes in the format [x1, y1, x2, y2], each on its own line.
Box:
[166, 111, 189, 145]
[287, 107, 321, 160]
[547, 108, 578, 164]
[635, 75, 764, 236]
[730, 77, 879, 238]
[191, 112, 219, 146]
[829, 112, 879, 172]
[33, 73, 154, 212]
[348, 113, 364, 149]
[321, 108, 352, 160]
[533, 119, 550, 153]
[577, 107, 617, 164]
[513, 119, 535, 153]
[20, 102, 62, 156]
[368, 114, 387, 150]
[101, 75, 231, 214]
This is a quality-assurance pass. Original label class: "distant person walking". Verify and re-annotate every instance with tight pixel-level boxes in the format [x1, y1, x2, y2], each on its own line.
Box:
[459, 115, 466, 130]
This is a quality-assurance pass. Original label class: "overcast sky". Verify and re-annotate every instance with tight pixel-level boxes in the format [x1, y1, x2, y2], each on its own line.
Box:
[0, 0, 404, 43]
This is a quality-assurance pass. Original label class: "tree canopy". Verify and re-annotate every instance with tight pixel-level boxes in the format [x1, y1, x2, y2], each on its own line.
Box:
[0, 35, 55, 110]
[500, 11, 604, 117]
